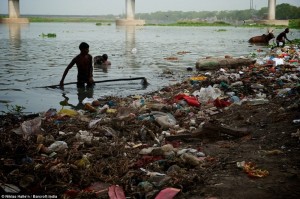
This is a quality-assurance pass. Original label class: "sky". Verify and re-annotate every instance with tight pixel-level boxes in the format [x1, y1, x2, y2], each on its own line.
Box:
[0, 0, 299, 15]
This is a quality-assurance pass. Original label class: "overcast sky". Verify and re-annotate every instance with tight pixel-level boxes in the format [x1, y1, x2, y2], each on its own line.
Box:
[0, 0, 299, 15]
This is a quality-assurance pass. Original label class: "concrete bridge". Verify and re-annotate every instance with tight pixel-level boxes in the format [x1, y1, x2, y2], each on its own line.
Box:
[0, 0, 29, 23]
[0, 0, 287, 25]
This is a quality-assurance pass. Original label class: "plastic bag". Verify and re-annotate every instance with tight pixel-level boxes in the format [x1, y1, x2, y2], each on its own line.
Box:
[48, 141, 68, 152]
[153, 112, 177, 129]
[58, 109, 78, 117]
[193, 86, 222, 103]
[21, 117, 42, 139]
[82, 97, 95, 105]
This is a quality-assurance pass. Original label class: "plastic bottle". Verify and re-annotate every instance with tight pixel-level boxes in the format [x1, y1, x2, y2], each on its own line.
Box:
[231, 81, 243, 87]
[247, 98, 269, 105]
[84, 103, 97, 112]
[140, 98, 145, 105]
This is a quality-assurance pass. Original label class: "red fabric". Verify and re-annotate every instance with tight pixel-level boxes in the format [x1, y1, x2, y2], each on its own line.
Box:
[108, 185, 126, 199]
[155, 187, 181, 199]
[269, 67, 276, 73]
[213, 98, 231, 108]
[64, 182, 110, 198]
[84, 182, 110, 196]
[174, 94, 200, 107]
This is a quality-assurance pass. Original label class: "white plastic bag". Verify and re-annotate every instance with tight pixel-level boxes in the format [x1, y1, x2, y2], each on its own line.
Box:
[48, 141, 68, 152]
[193, 86, 222, 103]
[82, 97, 95, 105]
[21, 117, 42, 140]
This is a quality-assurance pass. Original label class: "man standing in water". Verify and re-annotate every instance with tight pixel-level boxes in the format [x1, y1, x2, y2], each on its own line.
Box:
[60, 42, 94, 88]
[276, 28, 291, 47]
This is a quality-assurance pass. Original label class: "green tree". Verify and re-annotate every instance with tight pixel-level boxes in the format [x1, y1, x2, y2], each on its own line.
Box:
[256, 7, 268, 19]
[135, 3, 299, 24]
[276, 3, 300, 19]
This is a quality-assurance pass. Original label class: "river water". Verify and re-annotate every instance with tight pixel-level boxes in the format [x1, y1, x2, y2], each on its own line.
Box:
[0, 23, 299, 114]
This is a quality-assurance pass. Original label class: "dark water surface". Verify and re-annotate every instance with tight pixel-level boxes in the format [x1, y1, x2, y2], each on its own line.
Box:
[0, 23, 299, 114]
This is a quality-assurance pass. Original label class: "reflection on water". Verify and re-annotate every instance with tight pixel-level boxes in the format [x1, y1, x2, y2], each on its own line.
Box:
[124, 26, 137, 68]
[94, 64, 110, 73]
[0, 23, 299, 114]
[7, 23, 29, 58]
[9, 23, 21, 47]
[61, 87, 94, 110]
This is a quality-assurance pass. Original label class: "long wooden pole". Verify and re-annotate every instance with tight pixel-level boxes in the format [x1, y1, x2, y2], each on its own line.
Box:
[36, 77, 148, 88]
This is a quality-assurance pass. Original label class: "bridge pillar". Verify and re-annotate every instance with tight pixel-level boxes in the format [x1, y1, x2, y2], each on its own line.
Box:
[267, 0, 276, 20]
[126, 0, 135, 20]
[0, 0, 29, 23]
[9, 0, 20, 18]
[258, 0, 288, 26]
[116, 0, 145, 26]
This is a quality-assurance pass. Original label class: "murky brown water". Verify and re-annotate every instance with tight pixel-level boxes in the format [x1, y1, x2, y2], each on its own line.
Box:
[0, 23, 299, 113]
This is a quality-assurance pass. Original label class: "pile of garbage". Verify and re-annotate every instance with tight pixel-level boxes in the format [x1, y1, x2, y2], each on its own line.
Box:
[0, 44, 300, 198]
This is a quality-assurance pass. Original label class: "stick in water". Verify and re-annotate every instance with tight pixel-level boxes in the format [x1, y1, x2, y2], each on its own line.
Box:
[36, 77, 149, 88]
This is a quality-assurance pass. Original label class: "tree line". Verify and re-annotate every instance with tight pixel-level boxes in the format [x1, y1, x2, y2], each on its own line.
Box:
[1, 3, 298, 27]
[130, 3, 300, 23]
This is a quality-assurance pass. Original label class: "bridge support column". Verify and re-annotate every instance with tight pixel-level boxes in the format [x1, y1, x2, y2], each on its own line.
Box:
[258, 0, 288, 26]
[116, 0, 145, 26]
[268, 0, 276, 20]
[9, 0, 20, 18]
[126, 0, 135, 20]
[0, 0, 29, 24]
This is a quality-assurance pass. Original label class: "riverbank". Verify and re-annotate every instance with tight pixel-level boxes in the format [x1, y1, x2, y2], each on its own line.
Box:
[1, 15, 299, 28]
[0, 45, 300, 198]
[0, 15, 114, 23]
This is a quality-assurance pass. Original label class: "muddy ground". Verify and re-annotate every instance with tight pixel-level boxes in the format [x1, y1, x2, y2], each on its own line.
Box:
[1, 63, 300, 199]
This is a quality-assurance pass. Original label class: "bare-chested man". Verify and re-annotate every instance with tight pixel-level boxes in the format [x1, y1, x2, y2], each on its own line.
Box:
[60, 42, 94, 88]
